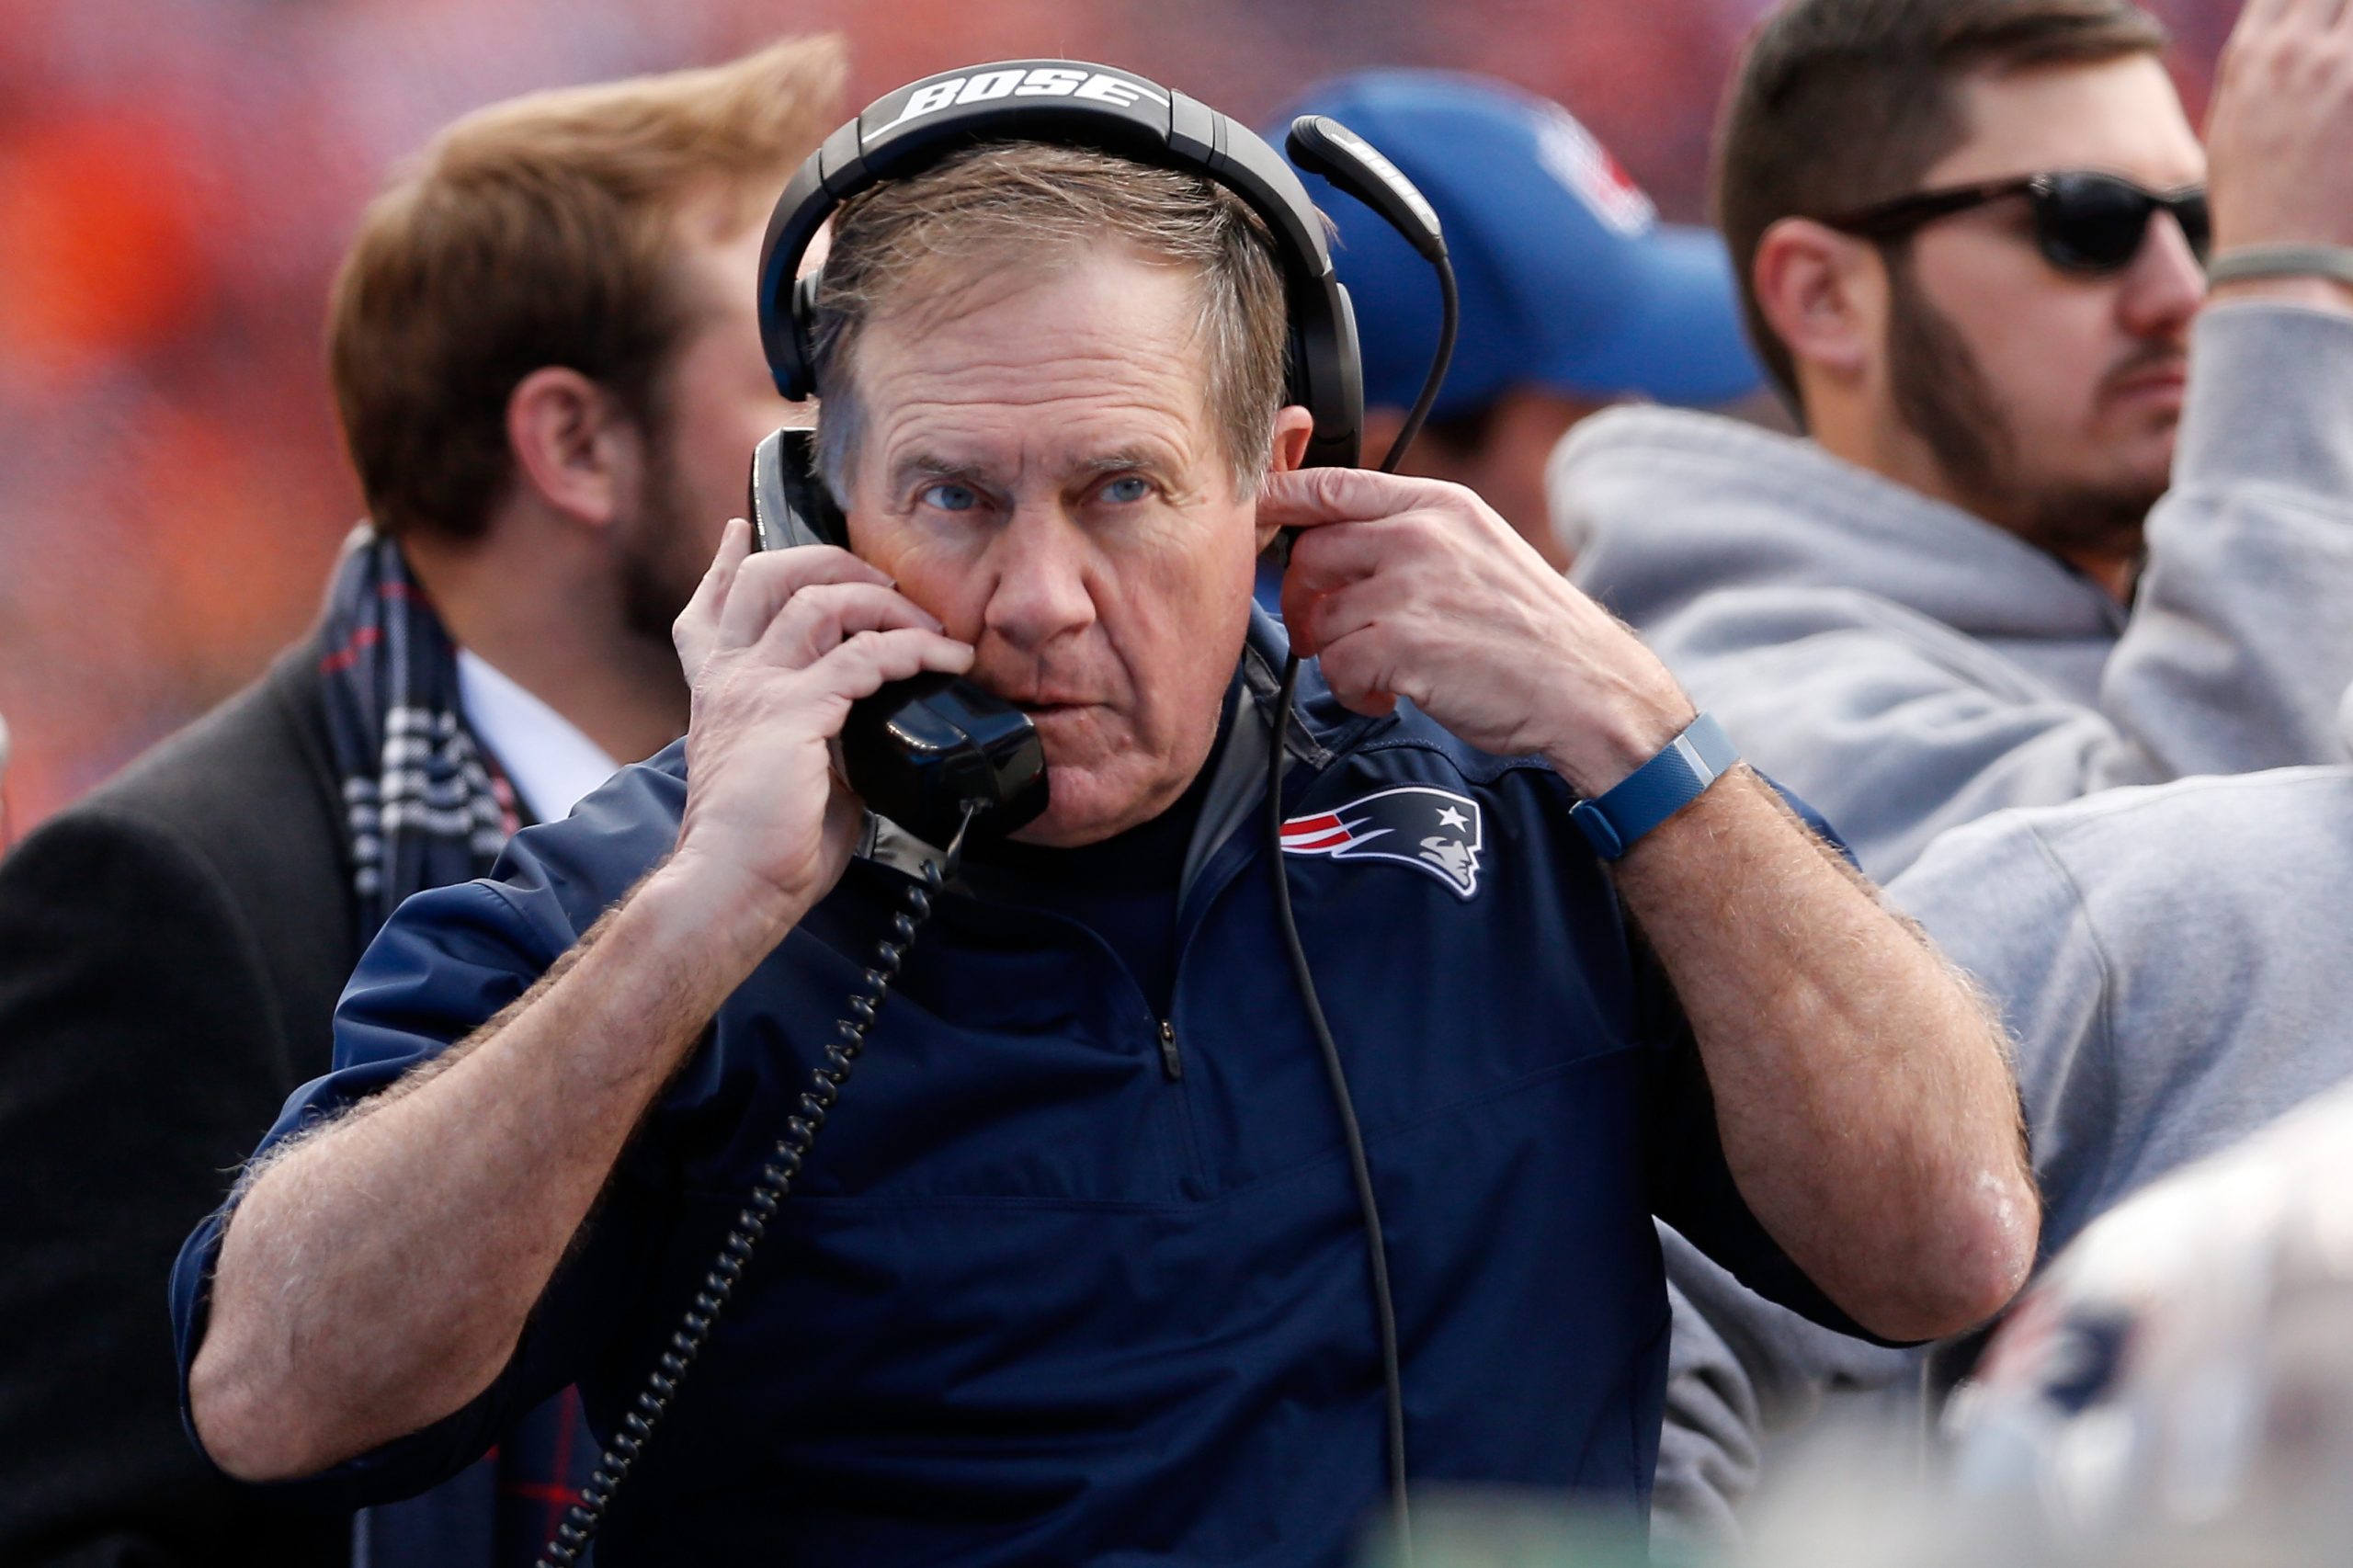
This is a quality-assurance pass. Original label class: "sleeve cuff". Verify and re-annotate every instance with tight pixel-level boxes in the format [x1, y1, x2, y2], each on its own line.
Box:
[2177, 300, 2353, 499]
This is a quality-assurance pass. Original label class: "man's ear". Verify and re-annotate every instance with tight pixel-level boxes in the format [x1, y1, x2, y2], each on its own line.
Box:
[1251, 404, 1326, 552]
[1752, 217, 1882, 392]
[1255, 404, 1318, 551]
[506, 367, 642, 529]
[1266, 405, 1317, 474]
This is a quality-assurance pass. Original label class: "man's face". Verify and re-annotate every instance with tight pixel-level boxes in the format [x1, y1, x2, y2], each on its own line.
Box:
[1874, 55, 2205, 566]
[616, 199, 809, 638]
[842, 248, 1290, 848]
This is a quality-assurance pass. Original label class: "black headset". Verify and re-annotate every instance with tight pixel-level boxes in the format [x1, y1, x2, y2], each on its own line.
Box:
[754, 59, 1366, 472]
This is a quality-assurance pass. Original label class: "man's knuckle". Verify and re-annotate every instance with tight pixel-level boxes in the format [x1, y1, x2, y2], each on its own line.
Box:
[1307, 464, 1358, 509]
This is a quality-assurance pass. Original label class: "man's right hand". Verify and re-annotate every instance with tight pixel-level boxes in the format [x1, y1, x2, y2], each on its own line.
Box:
[187, 524, 976, 1482]
[2205, 0, 2353, 314]
[665, 517, 974, 940]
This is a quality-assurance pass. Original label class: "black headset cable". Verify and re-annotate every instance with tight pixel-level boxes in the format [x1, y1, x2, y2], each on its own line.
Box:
[1264, 238, 1458, 1565]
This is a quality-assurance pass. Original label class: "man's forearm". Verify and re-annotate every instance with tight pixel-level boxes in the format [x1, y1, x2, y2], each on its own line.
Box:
[188, 864, 790, 1482]
[1616, 771, 2038, 1343]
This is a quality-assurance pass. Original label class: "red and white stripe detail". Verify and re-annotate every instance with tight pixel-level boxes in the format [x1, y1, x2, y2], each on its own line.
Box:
[1279, 812, 1356, 853]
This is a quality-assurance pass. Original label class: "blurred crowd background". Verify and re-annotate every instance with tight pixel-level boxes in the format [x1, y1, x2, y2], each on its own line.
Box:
[0, 0, 2236, 832]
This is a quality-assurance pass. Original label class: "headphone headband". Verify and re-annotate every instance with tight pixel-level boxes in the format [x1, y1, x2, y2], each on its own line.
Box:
[756, 59, 1363, 468]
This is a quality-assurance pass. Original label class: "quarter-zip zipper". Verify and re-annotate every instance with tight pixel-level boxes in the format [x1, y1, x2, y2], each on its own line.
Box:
[1156, 1018, 1184, 1081]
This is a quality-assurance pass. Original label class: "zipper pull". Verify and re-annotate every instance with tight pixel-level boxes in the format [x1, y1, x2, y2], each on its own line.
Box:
[1157, 1018, 1184, 1081]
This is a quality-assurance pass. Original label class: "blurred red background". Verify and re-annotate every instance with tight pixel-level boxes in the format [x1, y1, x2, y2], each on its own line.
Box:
[0, 0, 2235, 834]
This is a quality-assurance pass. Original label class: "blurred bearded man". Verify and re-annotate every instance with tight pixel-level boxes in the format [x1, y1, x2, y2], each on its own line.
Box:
[0, 35, 841, 1568]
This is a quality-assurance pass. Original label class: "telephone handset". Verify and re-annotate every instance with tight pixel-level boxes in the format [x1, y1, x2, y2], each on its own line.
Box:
[747, 427, 1050, 848]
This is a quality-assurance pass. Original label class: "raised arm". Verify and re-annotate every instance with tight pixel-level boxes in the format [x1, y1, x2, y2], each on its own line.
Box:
[188, 523, 974, 1480]
[1267, 467, 2037, 1343]
[2094, 0, 2353, 766]
[1563, 1, 2353, 881]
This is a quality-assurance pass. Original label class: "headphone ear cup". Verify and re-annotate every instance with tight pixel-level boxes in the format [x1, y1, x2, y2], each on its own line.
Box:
[1290, 277, 1364, 470]
[779, 271, 824, 401]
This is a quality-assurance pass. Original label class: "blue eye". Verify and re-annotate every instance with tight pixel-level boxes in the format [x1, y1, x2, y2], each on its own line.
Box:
[919, 482, 980, 513]
[1102, 475, 1153, 504]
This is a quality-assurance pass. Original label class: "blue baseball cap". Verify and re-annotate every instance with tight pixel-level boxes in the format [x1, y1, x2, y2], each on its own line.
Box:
[1268, 71, 1763, 418]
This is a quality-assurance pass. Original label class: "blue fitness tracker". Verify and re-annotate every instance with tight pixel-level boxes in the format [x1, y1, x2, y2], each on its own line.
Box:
[1570, 713, 1741, 861]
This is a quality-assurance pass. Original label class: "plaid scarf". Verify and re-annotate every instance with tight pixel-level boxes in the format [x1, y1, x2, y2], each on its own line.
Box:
[317, 528, 517, 937]
[313, 528, 594, 1565]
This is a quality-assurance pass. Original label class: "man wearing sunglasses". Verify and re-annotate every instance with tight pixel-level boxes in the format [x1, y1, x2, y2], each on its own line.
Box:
[1557, 0, 2353, 881]
[1549, 0, 2353, 1551]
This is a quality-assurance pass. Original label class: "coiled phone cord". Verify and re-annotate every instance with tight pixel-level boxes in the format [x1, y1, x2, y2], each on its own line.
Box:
[534, 804, 979, 1568]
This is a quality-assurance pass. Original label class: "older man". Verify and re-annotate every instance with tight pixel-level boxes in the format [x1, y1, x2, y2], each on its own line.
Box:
[170, 86, 2032, 1565]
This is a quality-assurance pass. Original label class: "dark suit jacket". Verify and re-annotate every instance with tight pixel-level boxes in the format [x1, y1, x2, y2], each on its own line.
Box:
[0, 636, 355, 1567]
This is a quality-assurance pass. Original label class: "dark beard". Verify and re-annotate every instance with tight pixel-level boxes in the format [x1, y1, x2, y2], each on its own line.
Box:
[1883, 249, 2158, 565]
[614, 433, 704, 643]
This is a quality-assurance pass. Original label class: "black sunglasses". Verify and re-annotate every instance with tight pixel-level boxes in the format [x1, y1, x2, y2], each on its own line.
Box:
[1820, 171, 2211, 275]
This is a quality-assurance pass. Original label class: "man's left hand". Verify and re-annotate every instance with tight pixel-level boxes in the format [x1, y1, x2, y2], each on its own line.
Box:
[1262, 466, 1695, 796]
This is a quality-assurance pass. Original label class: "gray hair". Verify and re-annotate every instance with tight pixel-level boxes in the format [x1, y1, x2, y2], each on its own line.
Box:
[806, 141, 1291, 503]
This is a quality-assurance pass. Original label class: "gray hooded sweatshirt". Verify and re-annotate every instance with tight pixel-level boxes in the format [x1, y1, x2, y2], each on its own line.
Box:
[1556, 301, 2353, 882]
[1551, 301, 2353, 1548]
[1896, 752, 2353, 1267]
[1644, 757, 2353, 1551]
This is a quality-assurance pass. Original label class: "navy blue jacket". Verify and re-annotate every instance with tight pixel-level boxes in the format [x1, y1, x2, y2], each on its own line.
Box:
[173, 616, 1863, 1565]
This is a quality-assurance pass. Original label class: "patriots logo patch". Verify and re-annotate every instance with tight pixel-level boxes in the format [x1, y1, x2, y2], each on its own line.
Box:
[1280, 786, 1485, 900]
